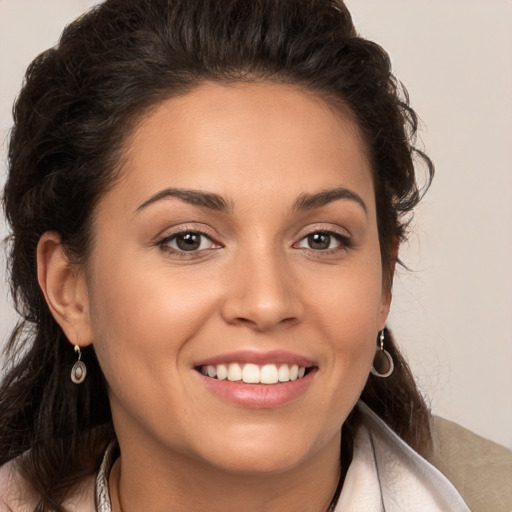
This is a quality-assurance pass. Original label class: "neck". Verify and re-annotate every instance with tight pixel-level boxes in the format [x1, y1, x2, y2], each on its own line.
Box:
[109, 434, 344, 512]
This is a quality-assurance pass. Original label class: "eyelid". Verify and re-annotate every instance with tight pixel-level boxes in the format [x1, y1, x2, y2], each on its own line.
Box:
[155, 224, 223, 255]
[295, 223, 352, 241]
[155, 223, 217, 242]
[162, 232, 217, 250]
[292, 224, 354, 252]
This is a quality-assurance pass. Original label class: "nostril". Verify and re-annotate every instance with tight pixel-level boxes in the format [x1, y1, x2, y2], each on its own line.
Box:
[219, 270, 303, 331]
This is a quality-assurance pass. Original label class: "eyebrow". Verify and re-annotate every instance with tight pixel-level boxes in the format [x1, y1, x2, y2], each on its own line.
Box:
[293, 187, 367, 215]
[135, 187, 231, 213]
[135, 185, 367, 216]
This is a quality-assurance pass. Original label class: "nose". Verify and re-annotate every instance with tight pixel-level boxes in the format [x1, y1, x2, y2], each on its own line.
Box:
[220, 249, 303, 332]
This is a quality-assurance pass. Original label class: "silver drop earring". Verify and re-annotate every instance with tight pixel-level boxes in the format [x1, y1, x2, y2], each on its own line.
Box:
[370, 329, 394, 378]
[71, 345, 87, 384]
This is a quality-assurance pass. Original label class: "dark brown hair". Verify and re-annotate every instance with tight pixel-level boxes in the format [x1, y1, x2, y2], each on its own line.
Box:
[1, 0, 433, 510]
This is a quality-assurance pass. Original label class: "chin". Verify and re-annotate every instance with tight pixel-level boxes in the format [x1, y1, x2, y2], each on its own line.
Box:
[188, 423, 335, 476]
[203, 447, 313, 477]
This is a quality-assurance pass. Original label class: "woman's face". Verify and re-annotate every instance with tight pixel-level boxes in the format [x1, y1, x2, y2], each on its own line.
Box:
[83, 82, 390, 474]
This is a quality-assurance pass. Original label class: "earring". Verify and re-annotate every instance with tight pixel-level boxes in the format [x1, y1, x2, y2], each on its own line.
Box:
[71, 345, 87, 384]
[370, 329, 394, 378]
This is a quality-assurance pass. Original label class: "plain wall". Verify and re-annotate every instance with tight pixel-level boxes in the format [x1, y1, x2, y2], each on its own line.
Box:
[1, 0, 511, 449]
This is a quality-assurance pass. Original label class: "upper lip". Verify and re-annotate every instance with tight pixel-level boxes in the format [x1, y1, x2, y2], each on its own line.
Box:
[194, 350, 315, 368]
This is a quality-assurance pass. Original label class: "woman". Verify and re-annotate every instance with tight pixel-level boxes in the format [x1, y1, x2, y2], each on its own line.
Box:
[0, 0, 472, 510]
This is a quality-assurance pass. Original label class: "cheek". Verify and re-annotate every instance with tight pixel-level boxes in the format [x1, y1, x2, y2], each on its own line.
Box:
[311, 258, 384, 336]
[84, 255, 217, 435]
[323, 308, 377, 389]
[307, 258, 383, 383]
[85, 250, 219, 373]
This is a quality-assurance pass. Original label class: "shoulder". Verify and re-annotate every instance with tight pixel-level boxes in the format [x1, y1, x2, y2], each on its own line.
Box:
[0, 459, 96, 512]
[0, 460, 35, 512]
[427, 415, 512, 512]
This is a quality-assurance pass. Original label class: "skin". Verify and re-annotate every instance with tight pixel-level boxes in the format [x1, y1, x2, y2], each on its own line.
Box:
[38, 82, 391, 511]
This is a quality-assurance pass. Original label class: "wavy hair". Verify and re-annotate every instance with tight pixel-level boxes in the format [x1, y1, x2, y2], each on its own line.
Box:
[1, 0, 433, 510]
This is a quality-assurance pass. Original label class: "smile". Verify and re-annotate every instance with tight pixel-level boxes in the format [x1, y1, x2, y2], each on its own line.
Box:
[198, 363, 308, 384]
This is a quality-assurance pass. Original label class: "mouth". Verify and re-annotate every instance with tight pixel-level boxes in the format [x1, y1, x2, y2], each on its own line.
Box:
[196, 362, 312, 384]
[193, 351, 317, 407]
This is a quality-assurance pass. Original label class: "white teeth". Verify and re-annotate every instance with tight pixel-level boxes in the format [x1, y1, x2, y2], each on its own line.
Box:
[227, 363, 242, 381]
[278, 364, 290, 382]
[216, 364, 228, 380]
[260, 364, 279, 384]
[242, 364, 260, 383]
[200, 363, 308, 384]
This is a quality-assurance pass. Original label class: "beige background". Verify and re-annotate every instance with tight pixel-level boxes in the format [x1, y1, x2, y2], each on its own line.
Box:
[1, 0, 511, 448]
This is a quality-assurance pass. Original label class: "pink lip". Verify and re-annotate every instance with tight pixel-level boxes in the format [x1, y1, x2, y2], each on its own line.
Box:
[197, 371, 316, 408]
[194, 350, 315, 368]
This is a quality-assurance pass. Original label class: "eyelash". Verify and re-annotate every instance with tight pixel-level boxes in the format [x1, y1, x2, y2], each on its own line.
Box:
[156, 228, 352, 257]
[294, 229, 353, 253]
[156, 229, 220, 257]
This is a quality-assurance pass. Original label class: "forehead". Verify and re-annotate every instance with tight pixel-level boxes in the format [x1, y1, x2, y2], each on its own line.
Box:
[105, 81, 374, 213]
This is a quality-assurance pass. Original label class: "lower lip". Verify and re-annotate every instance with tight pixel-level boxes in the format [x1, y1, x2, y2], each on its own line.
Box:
[198, 370, 316, 408]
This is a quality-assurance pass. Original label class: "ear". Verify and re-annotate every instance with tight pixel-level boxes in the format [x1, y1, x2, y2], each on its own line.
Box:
[379, 235, 399, 328]
[37, 231, 93, 348]
[378, 292, 392, 331]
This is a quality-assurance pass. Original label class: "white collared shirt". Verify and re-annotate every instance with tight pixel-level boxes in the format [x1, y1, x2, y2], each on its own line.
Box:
[334, 402, 469, 511]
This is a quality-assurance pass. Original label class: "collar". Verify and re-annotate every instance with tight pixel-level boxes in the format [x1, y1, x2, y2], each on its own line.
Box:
[334, 402, 469, 511]
[96, 441, 117, 512]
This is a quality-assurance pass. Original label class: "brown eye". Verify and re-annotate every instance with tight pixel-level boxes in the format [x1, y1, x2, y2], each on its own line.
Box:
[160, 231, 218, 253]
[306, 233, 332, 250]
[175, 232, 202, 251]
[296, 231, 350, 251]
